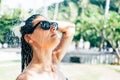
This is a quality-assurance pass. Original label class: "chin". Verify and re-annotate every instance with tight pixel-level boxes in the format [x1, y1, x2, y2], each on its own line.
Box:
[49, 39, 60, 48]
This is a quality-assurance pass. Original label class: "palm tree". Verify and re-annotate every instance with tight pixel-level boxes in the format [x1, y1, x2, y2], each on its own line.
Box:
[0, 0, 1, 6]
[53, 3, 59, 20]
[0, 0, 1, 16]
[118, 0, 120, 14]
[99, 0, 110, 51]
[103, 0, 120, 64]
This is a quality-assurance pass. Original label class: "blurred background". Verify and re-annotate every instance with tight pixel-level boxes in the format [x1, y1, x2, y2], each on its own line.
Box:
[0, 0, 120, 80]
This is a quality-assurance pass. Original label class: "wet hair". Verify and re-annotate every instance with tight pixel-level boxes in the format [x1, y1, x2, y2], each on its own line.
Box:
[20, 14, 42, 72]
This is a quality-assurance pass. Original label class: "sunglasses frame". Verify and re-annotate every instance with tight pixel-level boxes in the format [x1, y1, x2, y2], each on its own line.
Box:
[32, 21, 58, 31]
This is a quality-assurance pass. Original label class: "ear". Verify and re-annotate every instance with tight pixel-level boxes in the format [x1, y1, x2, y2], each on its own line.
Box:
[24, 34, 31, 43]
[29, 40, 34, 44]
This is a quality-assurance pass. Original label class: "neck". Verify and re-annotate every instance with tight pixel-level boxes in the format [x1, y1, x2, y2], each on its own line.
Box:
[32, 47, 52, 64]
[29, 46, 53, 70]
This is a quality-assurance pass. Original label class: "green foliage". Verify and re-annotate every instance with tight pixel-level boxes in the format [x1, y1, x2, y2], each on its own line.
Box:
[0, 8, 21, 42]
[1, 0, 120, 49]
[105, 11, 120, 47]
[55, 0, 120, 48]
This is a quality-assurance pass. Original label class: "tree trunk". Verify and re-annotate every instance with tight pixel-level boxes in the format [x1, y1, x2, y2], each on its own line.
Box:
[0, 0, 1, 7]
[81, 0, 88, 18]
[99, 0, 110, 51]
[104, 0, 110, 19]
[53, 3, 59, 20]
[0, 0, 2, 16]
[107, 39, 120, 64]
[43, 1, 48, 18]
[115, 48, 120, 64]
[99, 30, 104, 51]
[118, 1, 120, 14]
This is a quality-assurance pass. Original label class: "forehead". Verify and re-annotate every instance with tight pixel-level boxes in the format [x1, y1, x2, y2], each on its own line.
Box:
[32, 16, 47, 25]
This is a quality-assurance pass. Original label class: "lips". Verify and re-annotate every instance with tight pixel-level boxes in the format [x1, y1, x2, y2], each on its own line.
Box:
[51, 34, 57, 38]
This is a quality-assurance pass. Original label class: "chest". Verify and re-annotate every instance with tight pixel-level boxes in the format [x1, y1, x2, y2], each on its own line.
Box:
[29, 70, 66, 80]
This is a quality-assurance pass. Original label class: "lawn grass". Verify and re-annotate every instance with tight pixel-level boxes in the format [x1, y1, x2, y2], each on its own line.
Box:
[61, 63, 120, 80]
[0, 61, 120, 80]
[61, 63, 102, 80]
[0, 60, 21, 80]
[107, 65, 120, 72]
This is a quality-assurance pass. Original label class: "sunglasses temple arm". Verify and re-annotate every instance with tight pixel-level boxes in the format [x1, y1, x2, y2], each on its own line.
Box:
[33, 22, 40, 30]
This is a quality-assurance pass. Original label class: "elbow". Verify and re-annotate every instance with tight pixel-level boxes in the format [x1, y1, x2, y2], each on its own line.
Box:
[64, 27, 75, 38]
[60, 22, 75, 37]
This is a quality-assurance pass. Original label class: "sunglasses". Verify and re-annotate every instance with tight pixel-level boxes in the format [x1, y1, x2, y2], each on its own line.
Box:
[33, 21, 58, 31]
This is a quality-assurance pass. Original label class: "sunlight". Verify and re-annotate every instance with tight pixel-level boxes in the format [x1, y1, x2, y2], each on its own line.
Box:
[2, 0, 63, 10]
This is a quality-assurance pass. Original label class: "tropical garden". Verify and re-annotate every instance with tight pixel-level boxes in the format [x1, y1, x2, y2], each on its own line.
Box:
[0, 0, 120, 80]
[0, 0, 120, 62]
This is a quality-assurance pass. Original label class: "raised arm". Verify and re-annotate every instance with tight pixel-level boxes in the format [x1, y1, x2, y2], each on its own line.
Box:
[52, 21, 75, 63]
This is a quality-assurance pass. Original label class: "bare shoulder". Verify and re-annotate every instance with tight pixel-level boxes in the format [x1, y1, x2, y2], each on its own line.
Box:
[16, 72, 31, 80]
[16, 74, 26, 80]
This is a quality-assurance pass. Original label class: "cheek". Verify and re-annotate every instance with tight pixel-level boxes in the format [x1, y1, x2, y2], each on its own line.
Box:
[31, 30, 50, 46]
[38, 31, 49, 43]
[31, 30, 59, 48]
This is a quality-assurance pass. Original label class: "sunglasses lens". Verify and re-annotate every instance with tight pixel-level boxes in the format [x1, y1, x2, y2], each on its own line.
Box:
[51, 22, 58, 30]
[41, 21, 50, 30]
[40, 21, 58, 30]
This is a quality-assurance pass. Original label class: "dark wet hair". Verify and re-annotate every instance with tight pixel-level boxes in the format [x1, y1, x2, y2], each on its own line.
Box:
[20, 14, 42, 72]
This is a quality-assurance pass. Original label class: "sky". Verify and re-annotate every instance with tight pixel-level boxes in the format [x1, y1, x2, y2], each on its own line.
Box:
[2, 0, 63, 10]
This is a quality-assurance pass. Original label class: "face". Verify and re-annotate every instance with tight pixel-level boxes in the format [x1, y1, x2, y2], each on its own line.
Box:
[26, 16, 60, 49]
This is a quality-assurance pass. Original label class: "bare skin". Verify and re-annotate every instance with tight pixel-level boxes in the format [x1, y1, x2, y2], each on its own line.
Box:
[16, 16, 75, 80]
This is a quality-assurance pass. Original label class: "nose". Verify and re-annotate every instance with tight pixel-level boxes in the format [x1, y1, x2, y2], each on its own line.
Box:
[50, 26, 56, 32]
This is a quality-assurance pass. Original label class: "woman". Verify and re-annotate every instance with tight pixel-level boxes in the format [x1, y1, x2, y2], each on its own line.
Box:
[16, 14, 75, 80]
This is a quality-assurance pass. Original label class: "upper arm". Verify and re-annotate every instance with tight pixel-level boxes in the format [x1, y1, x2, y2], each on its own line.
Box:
[52, 22, 75, 63]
